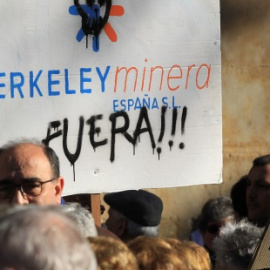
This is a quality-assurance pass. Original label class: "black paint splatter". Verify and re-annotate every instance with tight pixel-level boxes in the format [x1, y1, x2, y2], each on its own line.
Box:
[179, 142, 185, 149]
[74, 0, 111, 49]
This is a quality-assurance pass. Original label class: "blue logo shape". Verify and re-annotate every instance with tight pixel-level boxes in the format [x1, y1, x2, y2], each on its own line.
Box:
[69, 4, 101, 52]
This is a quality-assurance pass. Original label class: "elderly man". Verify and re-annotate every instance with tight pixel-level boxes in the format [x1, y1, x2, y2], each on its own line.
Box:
[104, 189, 163, 242]
[0, 139, 64, 205]
[0, 139, 120, 240]
[246, 154, 270, 227]
[0, 204, 97, 270]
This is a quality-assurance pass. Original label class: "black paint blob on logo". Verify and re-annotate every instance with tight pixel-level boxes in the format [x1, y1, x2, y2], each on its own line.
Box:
[74, 0, 112, 48]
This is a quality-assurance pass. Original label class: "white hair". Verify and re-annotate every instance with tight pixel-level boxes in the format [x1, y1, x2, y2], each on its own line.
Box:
[114, 209, 159, 238]
[126, 218, 159, 237]
[60, 202, 98, 237]
[213, 219, 263, 269]
[0, 204, 97, 270]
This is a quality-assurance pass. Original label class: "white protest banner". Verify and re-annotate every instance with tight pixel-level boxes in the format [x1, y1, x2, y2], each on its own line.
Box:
[0, 0, 221, 195]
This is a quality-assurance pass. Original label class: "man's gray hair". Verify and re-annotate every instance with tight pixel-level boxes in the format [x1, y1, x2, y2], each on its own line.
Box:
[213, 219, 263, 269]
[60, 202, 98, 237]
[0, 204, 97, 270]
[114, 209, 159, 238]
[126, 218, 159, 237]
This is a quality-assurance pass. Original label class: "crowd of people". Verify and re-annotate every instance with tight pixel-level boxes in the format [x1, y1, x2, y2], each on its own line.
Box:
[0, 138, 269, 269]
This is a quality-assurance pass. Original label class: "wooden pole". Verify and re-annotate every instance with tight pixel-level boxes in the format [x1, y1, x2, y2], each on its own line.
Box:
[90, 194, 101, 226]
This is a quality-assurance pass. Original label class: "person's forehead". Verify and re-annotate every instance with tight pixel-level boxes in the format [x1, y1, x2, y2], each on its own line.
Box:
[0, 144, 52, 174]
[208, 216, 234, 226]
[6, 143, 44, 156]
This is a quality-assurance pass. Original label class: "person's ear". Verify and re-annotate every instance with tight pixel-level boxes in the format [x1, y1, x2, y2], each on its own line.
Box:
[116, 218, 126, 237]
[54, 177, 64, 204]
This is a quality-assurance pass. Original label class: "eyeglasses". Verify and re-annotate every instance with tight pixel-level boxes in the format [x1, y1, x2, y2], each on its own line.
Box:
[0, 178, 56, 199]
[206, 224, 221, 234]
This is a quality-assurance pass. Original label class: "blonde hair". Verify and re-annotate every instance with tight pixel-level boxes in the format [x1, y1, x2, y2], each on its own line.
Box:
[88, 236, 138, 270]
[128, 236, 187, 270]
[166, 239, 211, 270]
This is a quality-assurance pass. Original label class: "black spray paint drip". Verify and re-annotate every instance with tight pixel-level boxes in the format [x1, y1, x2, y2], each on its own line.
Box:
[74, 0, 112, 48]
[158, 106, 167, 143]
[179, 106, 187, 149]
[168, 108, 178, 151]
[157, 106, 167, 160]
[157, 106, 188, 159]
[133, 106, 156, 156]
[63, 117, 84, 182]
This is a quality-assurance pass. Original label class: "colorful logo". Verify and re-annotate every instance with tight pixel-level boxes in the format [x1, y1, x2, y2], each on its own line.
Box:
[69, 1, 124, 52]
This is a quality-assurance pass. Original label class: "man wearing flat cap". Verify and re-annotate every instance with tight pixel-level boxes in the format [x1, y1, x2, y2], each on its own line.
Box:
[104, 189, 163, 242]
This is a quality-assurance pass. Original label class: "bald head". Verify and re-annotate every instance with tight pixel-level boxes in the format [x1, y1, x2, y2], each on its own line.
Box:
[0, 140, 64, 205]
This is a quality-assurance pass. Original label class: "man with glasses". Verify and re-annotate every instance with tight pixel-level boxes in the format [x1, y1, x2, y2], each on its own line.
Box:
[0, 139, 64, 205]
